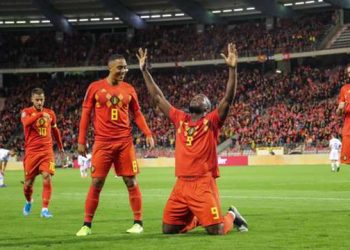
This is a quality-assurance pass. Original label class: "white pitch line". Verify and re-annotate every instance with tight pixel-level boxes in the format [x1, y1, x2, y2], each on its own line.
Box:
[58, 193, 350, 201]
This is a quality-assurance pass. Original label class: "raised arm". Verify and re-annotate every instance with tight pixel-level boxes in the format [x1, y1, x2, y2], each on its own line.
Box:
[136, 48, 172, 117]
[218, 43, 238, 121]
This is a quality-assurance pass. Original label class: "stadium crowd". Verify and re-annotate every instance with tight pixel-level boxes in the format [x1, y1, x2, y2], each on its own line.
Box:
[0, 64, 346, 157]
[0, 12, 334, 68]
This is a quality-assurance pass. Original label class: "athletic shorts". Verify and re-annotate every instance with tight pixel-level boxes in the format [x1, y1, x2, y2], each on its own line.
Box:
[341, 135, 350, 164]
[329, 150, 339, 161]
[23, 151, 55, 180]
[162, 174, 223, 227]
[91, 139, 139, 178]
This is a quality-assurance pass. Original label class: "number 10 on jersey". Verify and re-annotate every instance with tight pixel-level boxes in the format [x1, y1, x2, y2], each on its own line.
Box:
[111, 108, 119, 121]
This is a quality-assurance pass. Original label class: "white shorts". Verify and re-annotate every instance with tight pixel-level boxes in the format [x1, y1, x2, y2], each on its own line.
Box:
[329, 150, 339, 161]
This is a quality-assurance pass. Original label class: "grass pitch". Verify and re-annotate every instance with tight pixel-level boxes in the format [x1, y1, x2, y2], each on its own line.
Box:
[0, 164, 350, 249]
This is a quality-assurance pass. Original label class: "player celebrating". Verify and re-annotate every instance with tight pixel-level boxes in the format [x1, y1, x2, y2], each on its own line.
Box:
[76, 54, 154, 236]
[329, 134, 342, 172]
[0, 148, 16, 187]
[136, 43, 248, 235]
[21, 88, 64, 218]
[336, 64, 350, 164]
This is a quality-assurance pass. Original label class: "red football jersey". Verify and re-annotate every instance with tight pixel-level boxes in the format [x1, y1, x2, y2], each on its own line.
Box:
[78, 79, 141, 144]
[169, 107, 224, 178]
[21, 107, 57, 152]
[338, 83, 350, 136]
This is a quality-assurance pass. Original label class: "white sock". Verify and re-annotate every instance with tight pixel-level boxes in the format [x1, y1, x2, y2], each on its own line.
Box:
[0, 173, 3, 185]
[336, 161, 340, 168]
[42, 207, 48, 212]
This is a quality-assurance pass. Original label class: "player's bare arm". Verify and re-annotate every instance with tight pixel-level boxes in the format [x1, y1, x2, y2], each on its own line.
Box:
[136, 48, 171, 117]
[336, 102, 345, 116]
[218, 43, 238, 121]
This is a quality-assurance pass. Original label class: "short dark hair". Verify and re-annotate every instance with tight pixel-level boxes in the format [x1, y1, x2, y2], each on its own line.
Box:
[31, 87, 44, 96]
[108, 54, 125, 64]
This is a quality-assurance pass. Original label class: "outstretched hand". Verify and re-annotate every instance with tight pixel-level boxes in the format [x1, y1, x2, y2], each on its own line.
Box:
[136, 48, 147, 71]
[220, 43, 238, 68]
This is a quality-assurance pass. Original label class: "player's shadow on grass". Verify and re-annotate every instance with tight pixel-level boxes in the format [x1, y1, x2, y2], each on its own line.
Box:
[0, 230, 212, 248]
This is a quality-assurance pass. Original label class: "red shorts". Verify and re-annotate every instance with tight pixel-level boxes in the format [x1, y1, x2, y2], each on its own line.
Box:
[341, 134, 350, 164]
[162, 175, 223, 227]
[23, 151, 55, 180]
[91, 139, 139, 178]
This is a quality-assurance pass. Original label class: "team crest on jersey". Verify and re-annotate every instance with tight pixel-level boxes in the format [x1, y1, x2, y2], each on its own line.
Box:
[38, 118, 46, 126]
[91, 165, 95, 173]
[343, 155, 347, 161]
[111, 96, 119, 105]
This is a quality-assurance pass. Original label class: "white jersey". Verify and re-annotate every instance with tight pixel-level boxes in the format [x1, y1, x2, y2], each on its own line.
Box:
[78, 154, 91, 170]
[0, 149, 10, 162]
[329, 138, 342, 160]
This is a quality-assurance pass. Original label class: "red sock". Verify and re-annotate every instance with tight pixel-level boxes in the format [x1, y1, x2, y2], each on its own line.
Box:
[180, 216, 200, 233]
[84, 186, 102, 223]
[223, 212, 234, 234]
[127, 185, 142, 221]
[42, 180, 52, 208]
[24, 185, 33, 202]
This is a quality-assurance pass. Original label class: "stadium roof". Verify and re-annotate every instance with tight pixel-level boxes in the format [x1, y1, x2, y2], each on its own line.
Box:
[0, 0, 340, 32]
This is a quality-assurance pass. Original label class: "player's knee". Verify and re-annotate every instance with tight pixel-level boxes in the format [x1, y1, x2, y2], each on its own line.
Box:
[42, 173, 51, 182]
[205, 224, 224, 235]
[123, 176, 137, 188]
[91, 177, 105, 188]
[162, 224, 181, 234]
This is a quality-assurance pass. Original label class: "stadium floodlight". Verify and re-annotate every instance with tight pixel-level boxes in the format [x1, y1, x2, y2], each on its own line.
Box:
[151, 15, 161, 18]
[175, 13, 185, 16]
[246, 7, 256, 10]
[305, 0, 315, 3]
[0, 21, 3, 24]
[162, 14, 172, 17]
[114, 17, 119, 20]
[30, 20, 40, 23]
[212, 10, 221, 13]
[234, 8, 243, 12]
[295, 2, 305, 5]
[41, 20, 50, 23]
[223, 9, 233, 13]
[318, 0, 323, 2]
[276, 69, 282, 74]
[90, 18, 100, 21]
[103, 17, 113, 21]
[5, 21, 15, 24]
[16, 20, 26, 24]
[284, 3, 293, 6]
[79, 18, 88, 22]
[140, 15, 150, 19]
[68, 19, 77, 22]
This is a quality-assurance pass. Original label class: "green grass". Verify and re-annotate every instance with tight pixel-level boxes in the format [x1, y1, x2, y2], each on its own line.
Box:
[1, 165, 350, 249]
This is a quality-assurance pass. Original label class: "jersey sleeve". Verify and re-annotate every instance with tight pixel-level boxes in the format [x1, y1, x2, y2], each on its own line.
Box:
[83, 84, 96, 109]
[339, 86, 346, 103]
[129, 87, 141, 113]
[50, 111, 57, 127]
[169, 106, 185, 127]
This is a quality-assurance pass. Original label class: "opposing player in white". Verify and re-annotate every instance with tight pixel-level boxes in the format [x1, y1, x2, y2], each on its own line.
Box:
[0, 148, 16, 187]
[78, 153, 91, 178]
[329, 135, 342, 172]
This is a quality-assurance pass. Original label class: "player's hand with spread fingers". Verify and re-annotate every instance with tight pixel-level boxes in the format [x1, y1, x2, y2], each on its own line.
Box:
[146, 135, 155, 150]
[220, 43, 238, 68]
[136, 48, 147, 72]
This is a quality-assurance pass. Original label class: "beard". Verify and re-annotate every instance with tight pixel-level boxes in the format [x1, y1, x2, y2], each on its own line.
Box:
[189, 105, 204, 114]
